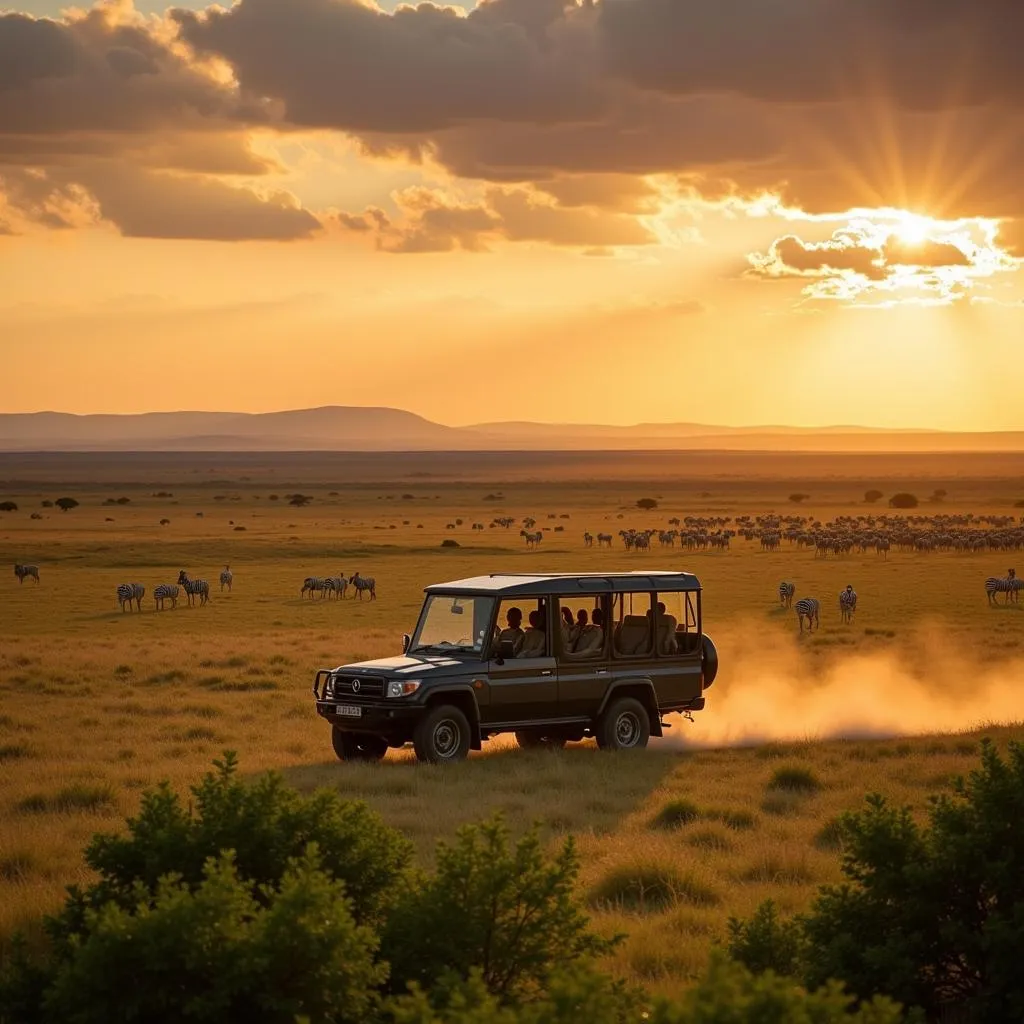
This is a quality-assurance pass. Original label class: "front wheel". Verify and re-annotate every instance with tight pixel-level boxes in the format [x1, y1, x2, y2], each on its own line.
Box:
[332, 728, 389, 762]
[413, 704, 472, 764]
[596, 697, 650, 751]
[515, 730, 568, 751]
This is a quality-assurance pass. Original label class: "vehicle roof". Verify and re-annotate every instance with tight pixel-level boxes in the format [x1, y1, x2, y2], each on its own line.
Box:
[424, 571, 701, 597]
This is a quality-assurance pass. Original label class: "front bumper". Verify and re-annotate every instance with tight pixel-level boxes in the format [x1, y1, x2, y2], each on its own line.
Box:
[315, 699, 422, 735]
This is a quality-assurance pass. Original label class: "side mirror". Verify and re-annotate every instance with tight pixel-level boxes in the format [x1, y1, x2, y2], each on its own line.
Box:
[402, 633, 411, 654]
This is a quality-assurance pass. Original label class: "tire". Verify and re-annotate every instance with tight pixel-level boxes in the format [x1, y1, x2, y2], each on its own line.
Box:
[515, 730, 568, 751]
[413, 704, 472, 764]
[332, 728, 389, 762]
[596, 697, 651, 751]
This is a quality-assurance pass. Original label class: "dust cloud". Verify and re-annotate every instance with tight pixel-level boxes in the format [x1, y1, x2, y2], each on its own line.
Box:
[666, 621, 1024, 749]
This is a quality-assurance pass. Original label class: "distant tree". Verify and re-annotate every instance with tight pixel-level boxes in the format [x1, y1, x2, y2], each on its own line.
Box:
[888, 493, 918, 509]
[268, 494, 280, 501]
[159, 519, 170, 526]
[55, 497, 79, 512]
[636, 498, 659, 511]
[40, 500, 54, 508]
[788, 493, 810, 504]
[288, 494, 313, 507]
[0, 501, 17, 512]
[116, 497, 131, 505]
[864, 490, 884, 504]
[929, 489, 948, 503]
[402, 494, 416, 500]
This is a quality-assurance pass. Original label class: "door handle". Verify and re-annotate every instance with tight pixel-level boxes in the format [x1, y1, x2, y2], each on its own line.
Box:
[541, 670, 552, 676]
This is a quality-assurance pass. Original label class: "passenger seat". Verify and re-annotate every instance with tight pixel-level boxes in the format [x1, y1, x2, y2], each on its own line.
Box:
[615, 615, 651, 655]
[657, 615, 678, 655]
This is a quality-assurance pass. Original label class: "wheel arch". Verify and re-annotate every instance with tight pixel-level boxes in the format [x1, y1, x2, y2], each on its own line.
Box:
[596, 679, 662, 737]
[424, 686, 483, 750]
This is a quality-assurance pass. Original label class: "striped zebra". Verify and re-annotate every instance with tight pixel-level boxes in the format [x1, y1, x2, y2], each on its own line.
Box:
[177, 570, 210, 606]
[520, 530, 542, 548]
[301, 577, 328, 599]
[839, 585, 857, 624]
[14, 564, 39, 584]
[326, 575, 349, 599]
[985, 569, 1017, 605]
[154, 584, 179, 610]
[349, 572, 376, 600]
[795, 597, 820, 633]
[117, 582, 144, 612]
[778, 581, 795, 608]
[220, 565, 233, 592]
[596, 533, 613, 547]
[583, 532, 594, 547]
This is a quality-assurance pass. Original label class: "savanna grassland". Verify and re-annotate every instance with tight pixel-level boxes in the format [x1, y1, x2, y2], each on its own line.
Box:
[2, 450, 1023, 996]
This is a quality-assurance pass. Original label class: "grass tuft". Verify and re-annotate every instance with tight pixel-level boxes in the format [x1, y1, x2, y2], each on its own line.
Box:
[767, 765, 822, 794]
[650, 799, 700, 830]
[17, 783, 116, 815]
[591, 863, 719, 912]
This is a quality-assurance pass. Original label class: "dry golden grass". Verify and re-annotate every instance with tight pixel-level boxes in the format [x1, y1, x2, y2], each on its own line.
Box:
[2, 452, 1023, 995]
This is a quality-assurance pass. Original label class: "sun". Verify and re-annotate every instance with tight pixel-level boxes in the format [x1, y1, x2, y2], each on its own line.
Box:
[893, 212, 932, 246]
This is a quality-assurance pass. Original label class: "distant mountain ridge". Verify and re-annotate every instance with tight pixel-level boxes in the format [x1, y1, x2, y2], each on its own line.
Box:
[0, 407, 1021, 452]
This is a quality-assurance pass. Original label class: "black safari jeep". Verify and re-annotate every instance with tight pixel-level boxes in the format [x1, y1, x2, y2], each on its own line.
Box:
[313, 571, 718, 764]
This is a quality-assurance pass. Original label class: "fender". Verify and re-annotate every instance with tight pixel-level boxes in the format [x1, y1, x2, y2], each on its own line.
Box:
[423, 683, 484, 748]
[596, 678, 663, 737]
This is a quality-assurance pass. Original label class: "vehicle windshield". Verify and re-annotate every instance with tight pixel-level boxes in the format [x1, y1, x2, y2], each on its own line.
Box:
[411, 594, 495, 654]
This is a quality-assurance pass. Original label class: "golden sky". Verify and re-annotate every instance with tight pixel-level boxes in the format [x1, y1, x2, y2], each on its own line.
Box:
[2, 0, 1023, 428]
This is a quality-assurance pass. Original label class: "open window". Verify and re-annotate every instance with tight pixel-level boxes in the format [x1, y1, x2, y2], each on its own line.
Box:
[555, 595, 608, 660]
[611, 591, 654, 657]
[655, 591, 701, 657]
[491, 597, 550, 660]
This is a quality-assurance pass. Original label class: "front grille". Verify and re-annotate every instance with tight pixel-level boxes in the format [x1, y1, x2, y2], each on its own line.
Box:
[330, 674, 386, 698]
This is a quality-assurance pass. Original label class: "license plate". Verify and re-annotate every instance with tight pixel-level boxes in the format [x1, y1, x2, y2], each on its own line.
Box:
[335, 704, 362, 718]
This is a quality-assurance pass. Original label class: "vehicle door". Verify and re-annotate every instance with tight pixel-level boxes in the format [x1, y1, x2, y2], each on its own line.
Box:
[650, 590, 703, 706]
[555, 593, 610, 719]
[482, 598, 557, 724]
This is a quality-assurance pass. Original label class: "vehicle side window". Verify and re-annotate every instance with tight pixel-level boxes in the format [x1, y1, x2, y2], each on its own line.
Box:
[492, 598, 549, 659]
[556, 596, 607, 660]
[612, 592, 654, 657]
[655, 592, 700, 656]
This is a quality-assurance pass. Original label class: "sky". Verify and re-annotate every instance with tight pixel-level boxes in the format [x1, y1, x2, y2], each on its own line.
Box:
[2, 0, 1024, 429]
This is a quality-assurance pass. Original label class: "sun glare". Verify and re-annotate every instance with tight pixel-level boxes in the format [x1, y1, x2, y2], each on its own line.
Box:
[893, 212, 932, 246]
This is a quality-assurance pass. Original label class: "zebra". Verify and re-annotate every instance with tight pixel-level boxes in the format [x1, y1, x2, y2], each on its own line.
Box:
[839, 585, 857, 624]
[596, 533, 613, 548]
[301, 577, 328, 599]
[14, 564, 39, 584]
[220, 565, 233, 591]
[349, 572, 376, 600]
[778, 581, 795, 608]
[795, 597, 820, 633]
[985, 569, 1017, 605]
[177, 570, 210, 606]
[520, 530, 542, 548]
[154, 584, 179, 610]
[583, 532, 594, 547]
[117, 582, 144, 612]
[325, 575, 349, 599]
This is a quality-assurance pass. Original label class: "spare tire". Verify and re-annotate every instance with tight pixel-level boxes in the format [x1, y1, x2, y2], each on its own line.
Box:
[701, 634, 719, 689]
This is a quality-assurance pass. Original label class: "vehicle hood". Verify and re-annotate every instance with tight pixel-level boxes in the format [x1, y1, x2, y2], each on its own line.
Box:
[334, 654, 481, 677]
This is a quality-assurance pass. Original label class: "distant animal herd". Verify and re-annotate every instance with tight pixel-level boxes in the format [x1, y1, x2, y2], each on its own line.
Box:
[12, 508, 1024, 624]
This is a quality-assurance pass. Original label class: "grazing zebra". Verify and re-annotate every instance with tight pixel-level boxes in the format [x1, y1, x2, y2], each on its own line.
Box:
[220, 565, 233, 591]
[177, 570, 210, 606]
[349, 572, 376, 600]
[301, 576, 328, 599]
[596, 533, 613, 548]
[839, 585, 857, 624]
[778, 581, 795, 608]
[795, 597, 820, 633]
[520, 530, 542, 548]
[985, 569, 1017, 605]
[117, 582, 144, 612]
[583, 532, 594, 547]
[154, 584, 179, 611]
[14, 564, 40, 584]
[326, 575, 349, 599]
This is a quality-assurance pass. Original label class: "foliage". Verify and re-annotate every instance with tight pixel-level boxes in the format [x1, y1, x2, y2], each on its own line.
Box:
[802, 740, 1024, 1023]
[636, 498, 658, 510]
[288, 494, 313, 507]
[54, 498, 78, 512]
[0, 502, 17, 512]
[40, 500, 53, 507]
[789, 493, 811, 503]
[381, 817, 617, 1005]
[887, 493, 918, 508]
[929, 489, 948, 503]
[726, 900, 804, 976]
[863, 490, 883, 503]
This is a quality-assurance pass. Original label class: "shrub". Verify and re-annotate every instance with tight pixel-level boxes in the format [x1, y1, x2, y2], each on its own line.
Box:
[864, 490, 884, 503]
[888, 492, 918, 509]
[383, 817, 616, 1002]
[40, 500, 53, 508]
[767, 766, 822, 794]
[55, 497, 79, 512]
[788, 493, 810, 503]
[636, 498, 658, 510]
[0, 501, 17, 512]
[651, 799, 700, 830]
[440, 539, 460, 548]
[288, 494, 313, 507]
[726, 900, 804, 976]
[590, 863, 718, 912]
[802, 740, 1024, 1021]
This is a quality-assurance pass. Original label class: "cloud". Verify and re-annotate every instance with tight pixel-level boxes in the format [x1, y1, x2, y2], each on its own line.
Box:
[883, 238, 970, 268]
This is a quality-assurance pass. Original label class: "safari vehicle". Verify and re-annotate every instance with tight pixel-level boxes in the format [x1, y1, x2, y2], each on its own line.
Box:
[312, 571, 718, 764]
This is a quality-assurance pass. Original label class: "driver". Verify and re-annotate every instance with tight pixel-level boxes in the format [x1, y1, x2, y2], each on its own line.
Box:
[494, 606, 525, 655]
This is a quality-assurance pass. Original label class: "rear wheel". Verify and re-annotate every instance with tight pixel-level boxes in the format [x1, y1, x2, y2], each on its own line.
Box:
[332, 728, 389, 762]
[596, 697, 650, 751]
[413, 705, 472, 764]
[515, 730, 568, 751]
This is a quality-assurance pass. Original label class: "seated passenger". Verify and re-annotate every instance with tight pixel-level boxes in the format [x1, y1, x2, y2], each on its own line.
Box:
[570, 607, 604, 657]
[494, 606, 525, 656]
[560, 606, 574, 647]
[518, 609, 547, 658]
[654, 602, 679, 655]
[569, 608, 588, 648]
[615, 613, 651, 655]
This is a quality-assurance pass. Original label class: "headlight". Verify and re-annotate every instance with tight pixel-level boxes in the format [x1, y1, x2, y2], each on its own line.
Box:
[325, 675, 336, 698]
[387, 679, 422, 698]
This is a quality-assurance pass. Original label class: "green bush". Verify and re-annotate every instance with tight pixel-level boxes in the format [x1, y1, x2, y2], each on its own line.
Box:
[887, 493, 918, 509]
[802, 740, 1024, 1022]
[651, 799, 700, 829]
[726, 901, 804, 976]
